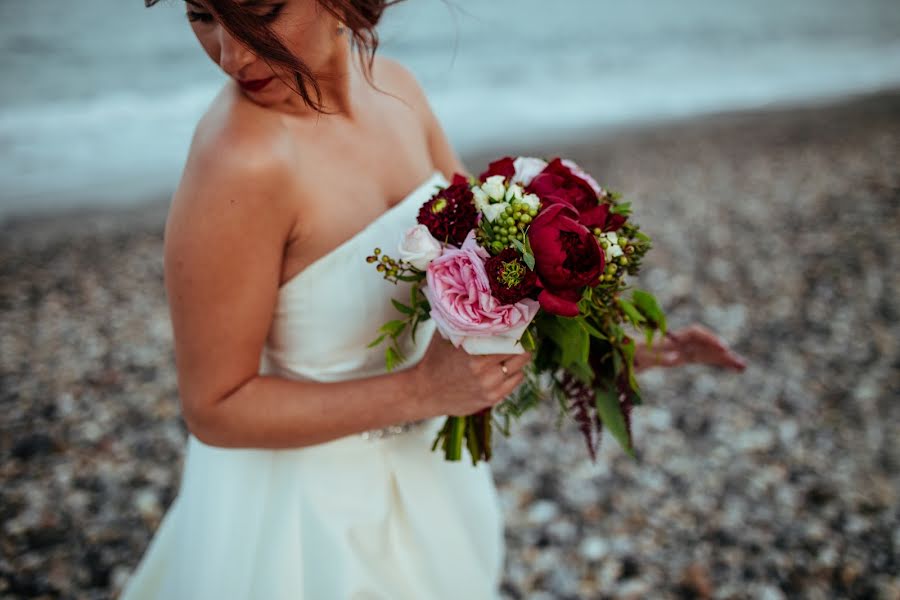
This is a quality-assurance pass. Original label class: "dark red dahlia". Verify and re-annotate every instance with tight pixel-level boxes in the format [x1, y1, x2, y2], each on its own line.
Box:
[485, 248, 538, 305]
[417, 176, 478, 247]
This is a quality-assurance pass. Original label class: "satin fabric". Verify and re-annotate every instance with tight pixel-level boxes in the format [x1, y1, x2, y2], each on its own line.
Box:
[121, 172, 505, 599]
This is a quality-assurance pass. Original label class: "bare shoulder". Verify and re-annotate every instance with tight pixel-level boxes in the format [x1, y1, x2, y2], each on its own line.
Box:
[182, 90, 297, 207]
[371, 55, 432, 121]
[169, 90, 298, 248]
[371, 56, 467, 177]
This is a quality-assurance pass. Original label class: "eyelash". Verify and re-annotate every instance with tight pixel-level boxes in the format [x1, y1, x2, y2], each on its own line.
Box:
[187, 4, 283, 25]
[187, 10, 214, 24]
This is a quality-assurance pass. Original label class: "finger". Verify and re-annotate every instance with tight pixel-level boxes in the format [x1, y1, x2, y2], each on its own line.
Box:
[720, 350, 748, 371]
[480, 360, 518, 388]
[504, 352, 533, 373]
[491, 372, 525, 403]
[471, 352, 522, 372]
[658, 351, 683, 367]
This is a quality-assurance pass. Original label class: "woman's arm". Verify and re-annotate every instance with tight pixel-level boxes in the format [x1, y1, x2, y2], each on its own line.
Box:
[164, 126, 526, 449]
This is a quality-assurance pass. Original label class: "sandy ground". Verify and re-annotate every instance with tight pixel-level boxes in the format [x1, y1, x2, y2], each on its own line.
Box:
[1, 91, 899, 599]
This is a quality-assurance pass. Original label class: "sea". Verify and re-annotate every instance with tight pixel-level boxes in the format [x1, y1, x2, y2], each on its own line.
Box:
[1, 0, 899, 221]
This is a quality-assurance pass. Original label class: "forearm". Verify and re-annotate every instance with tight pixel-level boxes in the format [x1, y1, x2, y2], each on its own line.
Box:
[186, 366, 431, 449]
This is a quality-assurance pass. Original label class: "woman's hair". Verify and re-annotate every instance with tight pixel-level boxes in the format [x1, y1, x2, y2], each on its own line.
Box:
[146, 0, 404, 112]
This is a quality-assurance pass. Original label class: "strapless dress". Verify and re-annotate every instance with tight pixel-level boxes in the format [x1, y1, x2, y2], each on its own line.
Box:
[120, 172, 504, 599]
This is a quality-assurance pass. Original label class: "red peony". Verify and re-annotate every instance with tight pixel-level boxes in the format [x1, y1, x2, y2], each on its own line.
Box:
[485, 248, 539, 305]
[417, 174, 479, 247]
[478, 156, 516, 182]
[527, 202, 605, 317]
[527, 159, 626, 232]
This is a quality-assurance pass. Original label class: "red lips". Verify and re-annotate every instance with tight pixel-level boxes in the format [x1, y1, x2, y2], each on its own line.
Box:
[238, 77, 274, 92]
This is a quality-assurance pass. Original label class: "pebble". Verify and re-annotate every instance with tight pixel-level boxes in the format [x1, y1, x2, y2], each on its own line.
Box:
[3, 94, 899, 598]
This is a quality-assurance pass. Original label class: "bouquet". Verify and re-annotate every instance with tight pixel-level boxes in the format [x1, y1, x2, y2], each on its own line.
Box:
[367, 157, 666, 464]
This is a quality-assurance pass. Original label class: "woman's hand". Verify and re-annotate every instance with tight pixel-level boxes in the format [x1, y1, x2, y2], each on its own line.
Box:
[633, 324, 747, 373]
[414, 336, 532, 417]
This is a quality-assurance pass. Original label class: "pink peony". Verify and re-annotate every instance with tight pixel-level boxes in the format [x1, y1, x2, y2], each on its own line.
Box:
[423, 231, 539, 354]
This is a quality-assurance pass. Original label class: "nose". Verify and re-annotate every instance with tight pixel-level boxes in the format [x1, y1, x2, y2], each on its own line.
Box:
[216, 27, 255, 76]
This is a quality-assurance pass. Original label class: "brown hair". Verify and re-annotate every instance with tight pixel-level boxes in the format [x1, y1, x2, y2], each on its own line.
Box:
[146, 0, 404, 112]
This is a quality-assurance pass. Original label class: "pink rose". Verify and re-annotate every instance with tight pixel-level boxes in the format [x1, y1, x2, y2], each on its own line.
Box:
[423, 231, 539, 354]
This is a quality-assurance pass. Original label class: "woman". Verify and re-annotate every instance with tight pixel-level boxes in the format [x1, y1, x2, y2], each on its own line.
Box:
[123, 1, 746, 598]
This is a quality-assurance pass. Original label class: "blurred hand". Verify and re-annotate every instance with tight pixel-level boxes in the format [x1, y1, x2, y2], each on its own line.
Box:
[414, 336, 532, 417]
[634, 324, 747, 372]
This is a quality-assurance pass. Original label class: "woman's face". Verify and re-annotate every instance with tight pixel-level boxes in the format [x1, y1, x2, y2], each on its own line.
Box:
[185, 0, 343, 107]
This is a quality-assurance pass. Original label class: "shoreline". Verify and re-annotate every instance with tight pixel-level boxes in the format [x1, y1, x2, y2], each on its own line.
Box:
[3, 86, 899, 241]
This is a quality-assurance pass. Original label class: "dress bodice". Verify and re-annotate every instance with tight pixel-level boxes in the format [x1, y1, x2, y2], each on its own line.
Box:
[260, 172, 445, 383]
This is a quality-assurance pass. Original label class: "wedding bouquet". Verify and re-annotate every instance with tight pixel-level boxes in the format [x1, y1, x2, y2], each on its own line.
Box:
[367, 157, 666, 464]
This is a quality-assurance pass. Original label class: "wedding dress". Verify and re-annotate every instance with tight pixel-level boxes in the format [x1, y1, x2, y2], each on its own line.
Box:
[121, 172, 504, 600]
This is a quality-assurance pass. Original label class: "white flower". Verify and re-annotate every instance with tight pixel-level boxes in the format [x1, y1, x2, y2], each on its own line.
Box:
[519, 193, 541, 212]
[482, 202, 509, 223]
[482, 176, 507, 202]
[398, 224, 443, 270]
[512, 157, 548, 186]
[472, 187, 490, 212]
[505, 183, 524, 202]
[599, 232, 623, 262]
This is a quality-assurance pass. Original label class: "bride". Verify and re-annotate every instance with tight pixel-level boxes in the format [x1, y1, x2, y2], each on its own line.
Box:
[123, 0, 746, 598]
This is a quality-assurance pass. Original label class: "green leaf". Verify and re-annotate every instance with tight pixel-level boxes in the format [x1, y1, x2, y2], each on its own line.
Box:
[385, 346, 403, 371]
[519, 327, 537, 353]
[568, 361, 595, 385]
[367, 333, 387, 348]
[396, 274, 422, 283]
[617, 298, 646, 326]
[619, 337, 640, 395]
[537, 315, 590, 370]
[523, 236, 536, 270]
[595, 388, 635, 457]
[522, 252, 535, 271]
[632, 289, 667, 335]
[380, 320, 406, 338]
[610, 201, 632, 215]
[579, 318, 608, 340]
[391, 299, 415, 316]
[509, 238, 536, 270]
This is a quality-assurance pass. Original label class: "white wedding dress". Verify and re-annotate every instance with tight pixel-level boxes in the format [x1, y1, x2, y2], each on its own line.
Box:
[121, 172, 504, 600]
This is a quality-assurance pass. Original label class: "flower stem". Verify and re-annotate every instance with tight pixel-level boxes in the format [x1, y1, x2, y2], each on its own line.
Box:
[444, 416, 465, 461]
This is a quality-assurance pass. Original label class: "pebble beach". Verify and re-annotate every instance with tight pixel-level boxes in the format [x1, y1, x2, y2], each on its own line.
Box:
[1, 91, 898, 599]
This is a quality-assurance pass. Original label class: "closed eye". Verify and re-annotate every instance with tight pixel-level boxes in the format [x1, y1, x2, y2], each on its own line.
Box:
[187, 9, 214, 24]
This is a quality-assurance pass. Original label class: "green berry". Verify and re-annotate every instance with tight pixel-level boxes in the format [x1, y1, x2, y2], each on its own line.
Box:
[521, 214, 532, 224]
[619, 257, 629, 266]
